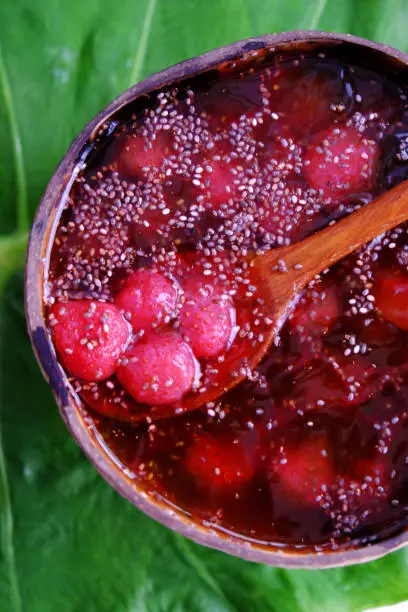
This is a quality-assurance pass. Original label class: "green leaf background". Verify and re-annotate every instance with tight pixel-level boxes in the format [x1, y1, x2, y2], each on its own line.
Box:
[1, 1, 408, 610]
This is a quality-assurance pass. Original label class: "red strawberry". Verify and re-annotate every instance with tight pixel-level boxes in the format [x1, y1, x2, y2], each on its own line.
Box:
[287, 359, 345, 410]
[338, 358, 384, 401]
[257, 182, 326, 243]
[260, 133, 304, 178]
[326, 354, 393, 406]
[304, 125, 379, 198]
[200, 156, 242, 211]
[350, 455, 389, 498]
[131, 213, 170, 250]
[375, 274, 408, 330]
[80, 380, 148, 424]
[270, 435, 335, 504]
[132, 205, 172, 235]
[198, 76, 262, 120]
[277, 351, 389, 414]
[49, 300, 130, 381]
[267, 63, 350, 137]
[174, 250, 234, 282]
[116, 269, 179, 332]
[359, 316, 398, 348]
[130, 191, 187, 251]
[180, 276, 236, 358]
[116, 332, 197, 405]
[185, 434, 255, 488]
[118, 132, 171, 177]
[289, 284, 339, 338]
[332, 455, 390, 516]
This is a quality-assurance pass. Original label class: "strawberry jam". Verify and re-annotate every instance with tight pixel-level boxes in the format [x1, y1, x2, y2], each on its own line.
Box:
[46, 44, 408, 553]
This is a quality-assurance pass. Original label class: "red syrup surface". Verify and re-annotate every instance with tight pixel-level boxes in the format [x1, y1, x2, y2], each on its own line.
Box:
[46, 49, 408, 552]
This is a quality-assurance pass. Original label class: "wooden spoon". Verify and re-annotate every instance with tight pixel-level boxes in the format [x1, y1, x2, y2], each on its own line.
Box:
[182, 179, 408, 412]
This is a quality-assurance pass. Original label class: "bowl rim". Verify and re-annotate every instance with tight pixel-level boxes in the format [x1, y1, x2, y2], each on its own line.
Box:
[25, 29, 408, 569]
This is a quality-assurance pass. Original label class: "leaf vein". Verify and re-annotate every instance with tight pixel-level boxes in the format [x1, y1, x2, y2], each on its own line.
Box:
[305, 0, 328, 30]
[173, 534, 235, 609]
[129, 0, 157, 87]
[0, 41, 29, 233]
[0, 315, 23, 612]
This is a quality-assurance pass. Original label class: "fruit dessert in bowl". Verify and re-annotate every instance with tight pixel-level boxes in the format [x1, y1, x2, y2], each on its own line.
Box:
[26, 31, 408, 568]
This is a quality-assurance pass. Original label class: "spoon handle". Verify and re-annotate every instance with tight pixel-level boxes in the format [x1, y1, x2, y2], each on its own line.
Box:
[277, 179, 408, 281]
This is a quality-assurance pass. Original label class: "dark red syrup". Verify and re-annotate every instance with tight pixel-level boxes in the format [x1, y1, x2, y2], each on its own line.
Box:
[46, 45, 408, 552]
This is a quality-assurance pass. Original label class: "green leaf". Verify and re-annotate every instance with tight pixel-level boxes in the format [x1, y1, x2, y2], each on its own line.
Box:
[1, 1, 408, 611]
[0, 233, 28, 292]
